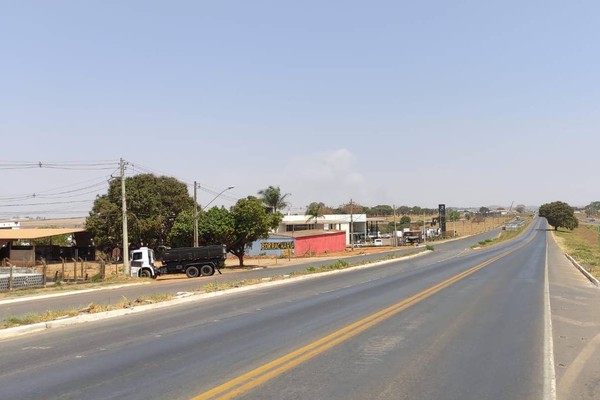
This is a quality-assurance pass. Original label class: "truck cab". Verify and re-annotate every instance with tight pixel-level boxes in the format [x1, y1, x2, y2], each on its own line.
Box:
[130, 247, 157, 278]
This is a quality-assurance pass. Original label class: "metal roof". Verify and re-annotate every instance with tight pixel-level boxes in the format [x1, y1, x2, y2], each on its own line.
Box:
[276, 230, 345, 238]
[0, 228, 85, 241]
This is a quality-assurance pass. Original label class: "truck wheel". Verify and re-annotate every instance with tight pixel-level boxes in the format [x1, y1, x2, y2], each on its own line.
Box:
[186, 266, 200, 278]
[140, 269, 152, 278]
[200, 265, 215, 276]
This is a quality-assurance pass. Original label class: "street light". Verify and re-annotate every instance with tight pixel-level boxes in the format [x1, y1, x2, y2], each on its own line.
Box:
[194, 185, 235, 247]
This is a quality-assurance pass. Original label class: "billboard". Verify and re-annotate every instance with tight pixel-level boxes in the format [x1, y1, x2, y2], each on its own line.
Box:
[439, 204, 447, 235]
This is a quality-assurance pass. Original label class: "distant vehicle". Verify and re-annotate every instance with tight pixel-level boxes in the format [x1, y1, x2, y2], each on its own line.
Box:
[374, 239, 383, 246]
[403, 231, 422, 245]
[130, 245, 227, 278]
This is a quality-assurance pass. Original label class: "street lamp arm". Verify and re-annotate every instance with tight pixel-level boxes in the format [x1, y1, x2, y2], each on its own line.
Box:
[203, 186, 235, 210]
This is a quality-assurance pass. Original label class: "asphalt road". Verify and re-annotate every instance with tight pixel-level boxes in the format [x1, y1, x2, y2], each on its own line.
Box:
[0, 219, 567, 400]
[0, 229, 501, 319]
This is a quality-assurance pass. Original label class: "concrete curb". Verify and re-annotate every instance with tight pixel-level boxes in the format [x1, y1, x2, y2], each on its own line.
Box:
[565, 254, 600, 287]
[0, 251, 430, 340]
[0, 282, 151, 306]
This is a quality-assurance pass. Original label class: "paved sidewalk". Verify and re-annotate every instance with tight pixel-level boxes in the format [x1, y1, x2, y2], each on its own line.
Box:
[548, 233, 600, 400]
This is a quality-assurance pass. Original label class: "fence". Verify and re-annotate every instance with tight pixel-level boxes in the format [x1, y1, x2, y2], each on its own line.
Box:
[1, 257, 110, 292]
[0, 264, 45, 291]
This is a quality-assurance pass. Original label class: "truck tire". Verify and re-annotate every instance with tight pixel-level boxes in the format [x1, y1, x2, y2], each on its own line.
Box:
[139, 269, 153, 278]
[200, 264, 215, 276]
[186, 266, 200, 278]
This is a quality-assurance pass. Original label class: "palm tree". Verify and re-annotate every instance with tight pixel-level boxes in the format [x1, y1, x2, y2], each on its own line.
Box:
[257, 186, 290, 214]
[305, 202, 326, 227]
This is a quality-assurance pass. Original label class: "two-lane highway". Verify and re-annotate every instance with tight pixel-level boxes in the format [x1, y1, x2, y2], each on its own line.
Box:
[0, 229, 502, 320]
[0, 219, 555, 399]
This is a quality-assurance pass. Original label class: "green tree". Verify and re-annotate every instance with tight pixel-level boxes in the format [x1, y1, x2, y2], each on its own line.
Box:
[198, 207, 236, 247]
[86, 174, 194, 252]
[585, 201, 600, 217]
[479, 206, 490, 215]
[167, 209, 195, 248]
[448, 210, 461, 221]
[257, 186, 290, 213]
[400, 216, 411, 225]
[306, 202, 326, 224]
[539, 201, 579, 231]
[515, 204, 526, 213]
[169, 206, 236, 249]
[370, 205, 394, 216]
[229, 196, 282, 266]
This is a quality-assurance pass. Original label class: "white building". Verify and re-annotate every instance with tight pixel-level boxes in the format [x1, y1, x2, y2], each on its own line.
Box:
[278, 214, 368, 246]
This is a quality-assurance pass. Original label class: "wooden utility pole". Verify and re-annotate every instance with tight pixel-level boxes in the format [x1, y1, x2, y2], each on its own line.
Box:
[121, 158, 130, 276]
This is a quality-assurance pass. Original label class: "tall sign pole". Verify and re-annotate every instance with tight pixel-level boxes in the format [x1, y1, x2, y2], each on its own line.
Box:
[121, 158, 130, 276]
[439, 204, 447, 237]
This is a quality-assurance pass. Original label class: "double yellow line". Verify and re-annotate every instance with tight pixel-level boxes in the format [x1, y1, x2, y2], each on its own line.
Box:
[193, 249, 514, 400]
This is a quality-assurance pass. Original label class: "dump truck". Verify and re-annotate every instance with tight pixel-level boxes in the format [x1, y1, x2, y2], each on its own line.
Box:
[130, 245, 227, 278]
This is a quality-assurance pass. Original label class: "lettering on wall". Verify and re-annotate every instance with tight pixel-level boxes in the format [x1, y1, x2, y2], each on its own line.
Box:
[261, 241, 295, 250]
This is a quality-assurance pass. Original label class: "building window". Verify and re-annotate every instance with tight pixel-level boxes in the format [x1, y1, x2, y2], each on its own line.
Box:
[286, 224, 314, 231]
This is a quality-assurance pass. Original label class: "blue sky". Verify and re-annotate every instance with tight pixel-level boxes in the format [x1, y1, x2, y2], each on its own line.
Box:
[1, 1, 598, 218]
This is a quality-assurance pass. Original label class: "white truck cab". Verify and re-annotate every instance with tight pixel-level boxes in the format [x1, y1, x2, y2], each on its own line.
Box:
[130, 247, 156, 278]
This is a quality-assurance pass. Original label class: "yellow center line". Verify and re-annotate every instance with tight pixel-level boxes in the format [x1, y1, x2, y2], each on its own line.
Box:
[192, 245, 522, 400]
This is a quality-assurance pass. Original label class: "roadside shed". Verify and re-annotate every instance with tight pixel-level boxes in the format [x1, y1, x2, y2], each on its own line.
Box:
[0, 228, 86, 266]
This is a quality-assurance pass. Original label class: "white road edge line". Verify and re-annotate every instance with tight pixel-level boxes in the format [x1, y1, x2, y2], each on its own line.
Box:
[544, 232, 557, 400]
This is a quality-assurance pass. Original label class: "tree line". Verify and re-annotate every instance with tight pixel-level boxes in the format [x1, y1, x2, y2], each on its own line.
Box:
[86, 175, 282, 266]
[86, 173, 569, 264]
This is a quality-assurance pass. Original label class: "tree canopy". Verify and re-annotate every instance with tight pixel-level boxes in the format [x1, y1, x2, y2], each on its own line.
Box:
[585, 201, 600, 217]
[257, 186, 290, 213]
[447, 210, 461, 221]
[229, 196, 282, 265]
[305, 202, 326, 223]
[539, 201, 579, 231]
[86, 174, 194, 252]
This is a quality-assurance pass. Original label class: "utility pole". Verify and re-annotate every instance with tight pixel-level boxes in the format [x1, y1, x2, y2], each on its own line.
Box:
[423, 210, 427, 246]
[120, 158, 130, 276]
[393, 204, 397, 247]
[350, 199, 354, 251]
[193, 181, 198, 247]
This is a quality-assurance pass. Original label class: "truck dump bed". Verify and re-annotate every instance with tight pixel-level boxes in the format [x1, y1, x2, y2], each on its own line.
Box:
[161, 245, 226, 263]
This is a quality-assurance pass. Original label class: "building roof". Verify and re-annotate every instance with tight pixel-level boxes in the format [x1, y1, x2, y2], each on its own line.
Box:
[0, 228, 85, 241]
[276, 229, 345, 239]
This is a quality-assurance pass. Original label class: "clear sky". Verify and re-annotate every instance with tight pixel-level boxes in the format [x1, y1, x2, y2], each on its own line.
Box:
[1, 1, 598, 218]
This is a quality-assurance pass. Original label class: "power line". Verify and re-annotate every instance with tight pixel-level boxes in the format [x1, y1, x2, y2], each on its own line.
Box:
[0, 160, 117, 170]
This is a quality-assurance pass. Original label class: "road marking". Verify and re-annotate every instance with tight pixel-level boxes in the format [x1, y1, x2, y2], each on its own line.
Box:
[191, 249, 515, 400]
[544, 233, 557, 400]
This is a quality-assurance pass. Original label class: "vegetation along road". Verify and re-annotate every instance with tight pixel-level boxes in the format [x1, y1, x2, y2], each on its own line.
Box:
[1, 218, 599, 399]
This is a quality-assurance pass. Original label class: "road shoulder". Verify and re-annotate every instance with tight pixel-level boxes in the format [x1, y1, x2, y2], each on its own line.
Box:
[547, 232, 600, 400]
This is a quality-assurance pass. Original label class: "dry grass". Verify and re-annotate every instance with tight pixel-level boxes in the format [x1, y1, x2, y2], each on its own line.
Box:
[554, 222, 600, 278]
[0, 293, 174, 329]
[378, 214, 514, 237]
